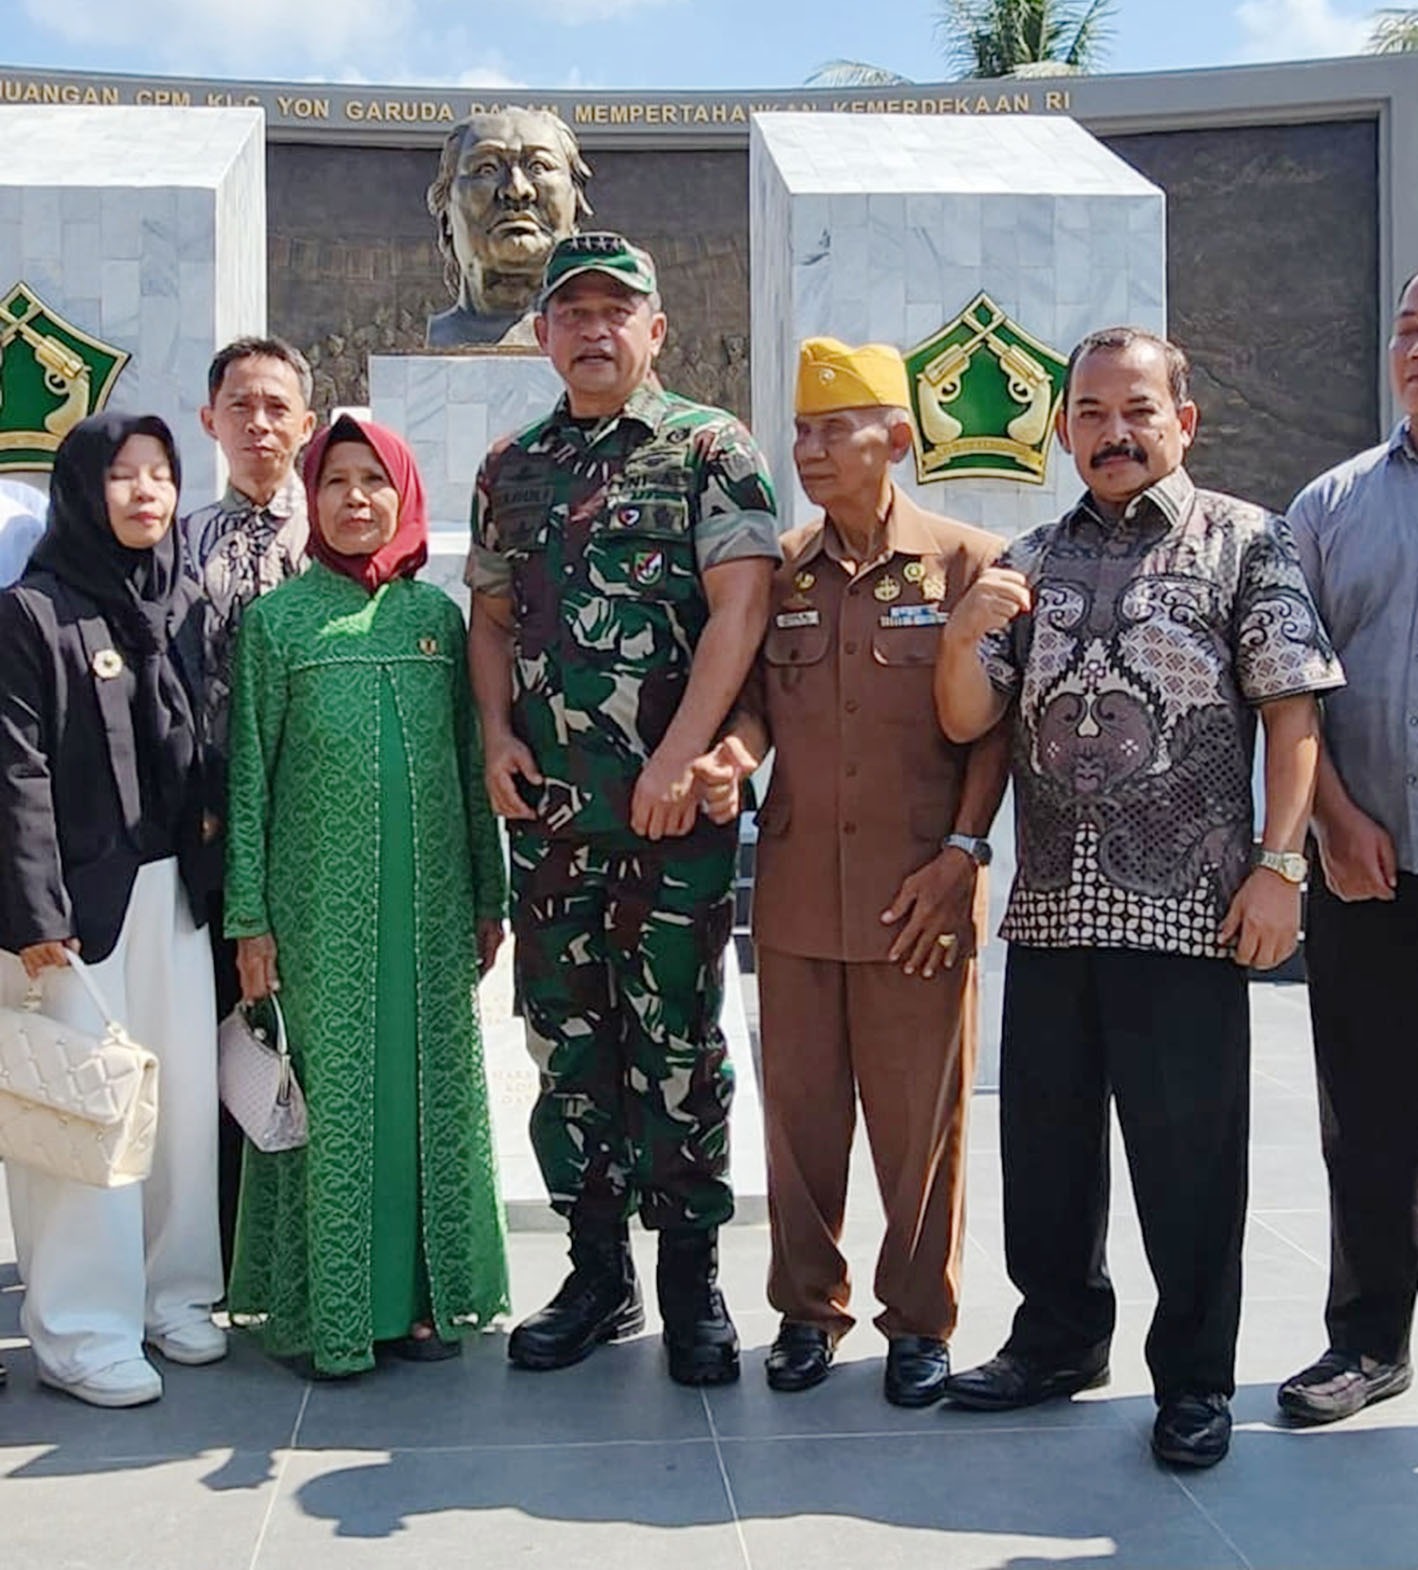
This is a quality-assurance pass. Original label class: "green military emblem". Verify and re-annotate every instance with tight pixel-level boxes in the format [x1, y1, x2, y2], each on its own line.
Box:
[905, 292, 1068, 486]
[0, 282, 130, 472]
[631, 547, 665, 587]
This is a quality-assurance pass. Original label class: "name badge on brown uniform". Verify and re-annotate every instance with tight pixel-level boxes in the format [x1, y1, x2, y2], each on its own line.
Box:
[879, 604, 950, 628]
[775, 609, 821, 629]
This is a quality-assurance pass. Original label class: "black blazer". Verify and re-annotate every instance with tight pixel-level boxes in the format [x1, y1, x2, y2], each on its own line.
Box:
[0, 570, 208, 962]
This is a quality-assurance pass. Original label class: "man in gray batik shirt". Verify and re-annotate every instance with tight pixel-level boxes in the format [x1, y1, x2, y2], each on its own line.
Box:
[1280, 271, 1418, 1427]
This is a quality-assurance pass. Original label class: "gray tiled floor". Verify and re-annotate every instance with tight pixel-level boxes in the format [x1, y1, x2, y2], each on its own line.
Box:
[4, 980, 1416, 1569]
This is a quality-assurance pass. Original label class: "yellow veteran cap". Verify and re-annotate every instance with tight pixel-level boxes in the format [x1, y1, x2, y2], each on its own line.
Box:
[795, 337, 910, 415]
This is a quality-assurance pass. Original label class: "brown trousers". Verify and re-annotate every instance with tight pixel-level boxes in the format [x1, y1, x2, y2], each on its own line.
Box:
[757, 946, 977, 1342]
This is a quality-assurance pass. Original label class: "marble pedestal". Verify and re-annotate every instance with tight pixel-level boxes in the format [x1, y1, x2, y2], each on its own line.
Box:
[0, 106, 266, 504]
[750, 111, 1166, 537]
[370, 352, 563, 542]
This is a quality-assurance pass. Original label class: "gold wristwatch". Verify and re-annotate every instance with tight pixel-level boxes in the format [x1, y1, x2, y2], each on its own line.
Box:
[1252, 848, 1308, 885]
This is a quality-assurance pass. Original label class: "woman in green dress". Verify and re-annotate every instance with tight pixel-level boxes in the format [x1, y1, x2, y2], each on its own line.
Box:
[224, 414, 509, 1376]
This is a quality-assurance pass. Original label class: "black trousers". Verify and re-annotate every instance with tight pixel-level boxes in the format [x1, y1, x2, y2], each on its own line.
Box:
[1305, 874, 1418, 1366]
[999, 944, 1250, 1401]
[207, 889, 244, 1280]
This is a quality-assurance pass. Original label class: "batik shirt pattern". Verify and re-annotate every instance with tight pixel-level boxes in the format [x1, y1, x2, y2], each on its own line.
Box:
[182, 476, 309, 775]
[983, 469, 1343, 958]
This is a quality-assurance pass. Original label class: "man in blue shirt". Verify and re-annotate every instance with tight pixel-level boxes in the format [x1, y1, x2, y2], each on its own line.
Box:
[1282, 271, 1418, 1425]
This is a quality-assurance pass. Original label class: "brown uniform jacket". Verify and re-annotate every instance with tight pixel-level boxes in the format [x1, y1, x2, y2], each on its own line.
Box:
[744, 486, 1002, 962]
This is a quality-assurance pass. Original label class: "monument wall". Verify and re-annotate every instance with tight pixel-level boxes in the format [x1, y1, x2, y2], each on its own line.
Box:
[267, 116, 1377, 516]
[1108, 119, 1379, 512]
[269, 144, 751, 427]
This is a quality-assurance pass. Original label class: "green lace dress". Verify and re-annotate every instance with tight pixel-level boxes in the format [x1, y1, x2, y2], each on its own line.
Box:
[224, 562, 510, 1374]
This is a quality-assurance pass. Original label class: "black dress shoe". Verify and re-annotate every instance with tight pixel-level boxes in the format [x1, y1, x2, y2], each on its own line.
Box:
[766, 1322, 834, 1393]
[943, 1349, 1109, 1411]
[884, 1335, 951, 1408]
[1278, 1349, 1413, 1425]
[387, 1332, 462, 1363]
[1152, 1392, 1232, 1467]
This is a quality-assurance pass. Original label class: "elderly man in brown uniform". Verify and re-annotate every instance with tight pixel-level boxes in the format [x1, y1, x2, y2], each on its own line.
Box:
[695, 338, 1008, 1404]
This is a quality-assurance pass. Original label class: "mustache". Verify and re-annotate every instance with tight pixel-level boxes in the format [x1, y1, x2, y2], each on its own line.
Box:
[1090, 441, 1147, 467]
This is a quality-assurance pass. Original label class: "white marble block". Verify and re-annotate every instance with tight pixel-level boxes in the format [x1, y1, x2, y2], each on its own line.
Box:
[750, 112, 1166, 539]
[0, 106, 266, 506]
[370, 352, 564, 542]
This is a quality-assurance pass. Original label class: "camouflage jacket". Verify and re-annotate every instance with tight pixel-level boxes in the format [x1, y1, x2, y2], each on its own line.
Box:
[468, 380, 780, 841]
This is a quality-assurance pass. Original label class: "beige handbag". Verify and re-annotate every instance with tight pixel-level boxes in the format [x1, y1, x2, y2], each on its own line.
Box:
[0, 950, 160, 1187]
[218, 995, 308, 1154]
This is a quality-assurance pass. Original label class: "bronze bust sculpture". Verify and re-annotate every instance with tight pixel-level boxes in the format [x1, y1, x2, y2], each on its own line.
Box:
[425, 108, 593, 348]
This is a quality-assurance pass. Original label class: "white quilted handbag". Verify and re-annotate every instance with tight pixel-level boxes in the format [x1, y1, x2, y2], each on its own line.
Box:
[0, 950, 159, 1187]
[218, 995, 307, 1154]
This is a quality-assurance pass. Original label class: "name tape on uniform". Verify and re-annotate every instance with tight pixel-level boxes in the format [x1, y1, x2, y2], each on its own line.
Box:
[775, 609, 821, 629]
[879, 604, 950, 629]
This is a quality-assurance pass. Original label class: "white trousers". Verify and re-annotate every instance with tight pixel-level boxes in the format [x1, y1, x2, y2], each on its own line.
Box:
[2, 858, 221, 1382]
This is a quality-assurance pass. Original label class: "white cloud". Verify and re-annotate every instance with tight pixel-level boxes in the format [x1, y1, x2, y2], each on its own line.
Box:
[1233, 0, 1370, 61]
[23, 0, 415, 76]
[456, 65, 528, 89]
[528, 0, 681, 22]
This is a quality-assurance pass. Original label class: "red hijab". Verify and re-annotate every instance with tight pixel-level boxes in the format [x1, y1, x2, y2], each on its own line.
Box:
[303, 414, 429, 593]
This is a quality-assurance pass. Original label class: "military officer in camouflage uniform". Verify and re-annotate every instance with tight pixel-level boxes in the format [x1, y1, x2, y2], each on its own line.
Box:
[467, 233, 780, 1384]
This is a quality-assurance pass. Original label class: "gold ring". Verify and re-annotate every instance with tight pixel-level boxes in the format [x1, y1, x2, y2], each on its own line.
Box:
[936, 933, 958, 951]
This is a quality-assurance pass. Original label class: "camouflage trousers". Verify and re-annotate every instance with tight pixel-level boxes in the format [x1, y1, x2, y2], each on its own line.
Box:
[509, 828, 737, 1231]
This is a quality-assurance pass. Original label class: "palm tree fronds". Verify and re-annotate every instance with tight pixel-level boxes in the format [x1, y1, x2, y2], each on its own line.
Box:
[1061, 0, 1117, 68]
[804, 59, 915, 87]
[935, 0, 1115, 78]
[1366, 6, 1418, 50]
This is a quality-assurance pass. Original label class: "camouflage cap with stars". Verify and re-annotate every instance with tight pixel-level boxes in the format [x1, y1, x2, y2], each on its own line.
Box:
[537, 232, 659, 311]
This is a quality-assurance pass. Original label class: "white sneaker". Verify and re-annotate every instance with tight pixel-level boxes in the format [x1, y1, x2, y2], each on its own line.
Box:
[148, 1320, 229, 1367]
[39, 1357, 163, 1408]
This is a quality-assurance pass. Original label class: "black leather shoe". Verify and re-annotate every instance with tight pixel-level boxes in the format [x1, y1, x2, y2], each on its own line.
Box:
[657, 1228, 740, 1386]
[884, 1335, 951, 1407]
[766, 1322, 834, 1393]
[943, 1349, 1109, 1411]
[1152, 1393, 1232, 1467]
[1278, 1349, 1413, 1425]
[508, 1223, 644, 1372]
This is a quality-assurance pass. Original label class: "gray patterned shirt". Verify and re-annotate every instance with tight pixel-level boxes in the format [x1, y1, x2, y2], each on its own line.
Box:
[181, 476, 309, 795]
[983, 468, 1344, 958]
[1290, 421, 1418, 872]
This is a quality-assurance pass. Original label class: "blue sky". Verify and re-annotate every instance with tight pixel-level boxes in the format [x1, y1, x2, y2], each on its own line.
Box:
[0, 0, 1381, 89]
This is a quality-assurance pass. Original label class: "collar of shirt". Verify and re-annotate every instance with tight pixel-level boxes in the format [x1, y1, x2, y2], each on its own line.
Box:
[546, 379, 671, 451]
[1064, 465, 1196, 538]
[796, 484, 939, 576]
[1388, 418, 1418, 464]
[215, 473, 304, 528]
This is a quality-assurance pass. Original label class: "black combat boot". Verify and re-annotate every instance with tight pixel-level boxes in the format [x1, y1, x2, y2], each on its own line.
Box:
[657, 1227, 740, 1386]
[507, 1220, 644, 1371]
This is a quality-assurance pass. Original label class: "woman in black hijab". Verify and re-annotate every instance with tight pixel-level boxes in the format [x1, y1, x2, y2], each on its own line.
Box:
[0, 413, 223, 1409]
